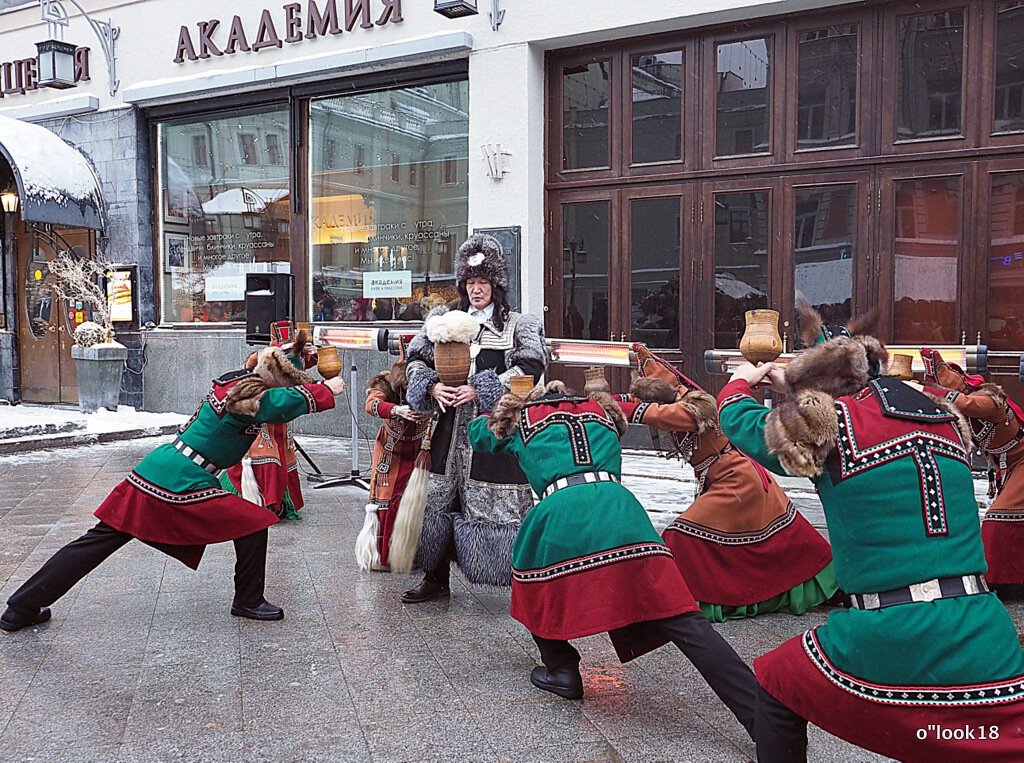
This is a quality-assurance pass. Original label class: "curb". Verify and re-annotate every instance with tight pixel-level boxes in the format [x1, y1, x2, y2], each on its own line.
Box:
[0, 424, 181, 455]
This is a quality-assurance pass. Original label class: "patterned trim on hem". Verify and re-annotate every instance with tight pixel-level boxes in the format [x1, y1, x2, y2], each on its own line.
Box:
[666, 501, 797, 545]
[801, 628, 1024, 707]
[513, 542, 672, 583]
[126, 472, 232, 504]
[984, 511, 1024, 523]
[296, 385, 318, 413]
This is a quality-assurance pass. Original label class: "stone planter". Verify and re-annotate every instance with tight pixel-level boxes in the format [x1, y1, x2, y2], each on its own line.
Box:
[71, 342, 128, 413]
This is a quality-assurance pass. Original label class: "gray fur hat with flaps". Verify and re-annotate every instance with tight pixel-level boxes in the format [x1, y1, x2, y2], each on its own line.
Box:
[455, 233, 510, 291]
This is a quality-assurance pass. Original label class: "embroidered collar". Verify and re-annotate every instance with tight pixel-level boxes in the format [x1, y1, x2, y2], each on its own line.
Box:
[869, 376, 956, 423]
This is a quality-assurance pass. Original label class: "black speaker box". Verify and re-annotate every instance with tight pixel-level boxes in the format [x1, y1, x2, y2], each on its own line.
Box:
[245, 273, 294, 344]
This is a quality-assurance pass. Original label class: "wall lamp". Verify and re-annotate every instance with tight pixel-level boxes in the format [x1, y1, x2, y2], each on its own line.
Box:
[38, 0, 119, 96]
[434, 0, 504, 30]
[0, 190, 19, 214]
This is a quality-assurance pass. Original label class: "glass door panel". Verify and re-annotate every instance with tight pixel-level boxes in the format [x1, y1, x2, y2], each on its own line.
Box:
[563, 62, 611, 171]
[891, 177, 961, 343]
[793, 184, 856, 326]
[631, 52, 683, 164]
[994, 2, 1024, 135]
[987, 173, 1024, 350]
[562, 201, 610, 340]
[713, 191, 770, 349]
[630, 196, 681, 349]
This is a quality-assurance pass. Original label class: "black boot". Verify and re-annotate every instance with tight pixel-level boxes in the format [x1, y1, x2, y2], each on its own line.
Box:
[0, 606, 52, 633]
[401, 562, 450, 603]
[530, 664, 584, 699]
[230, 600, 284, 621]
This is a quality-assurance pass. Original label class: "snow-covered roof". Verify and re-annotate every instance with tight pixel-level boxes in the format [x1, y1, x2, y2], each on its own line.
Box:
[202, 187, 289, 215]
[0, 114, 105, 229]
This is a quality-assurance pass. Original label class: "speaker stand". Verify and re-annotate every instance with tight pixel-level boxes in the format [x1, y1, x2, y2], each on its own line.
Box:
[313, 363, 372, 491]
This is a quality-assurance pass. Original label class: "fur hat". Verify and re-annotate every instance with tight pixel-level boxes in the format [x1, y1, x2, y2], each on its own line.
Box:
[224, 346, 313, 417]
[784, 306, 887, 399]
[455, 234, 510, 291]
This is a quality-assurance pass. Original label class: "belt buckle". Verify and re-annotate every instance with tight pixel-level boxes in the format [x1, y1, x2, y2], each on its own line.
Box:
[915, 579, 942, 602]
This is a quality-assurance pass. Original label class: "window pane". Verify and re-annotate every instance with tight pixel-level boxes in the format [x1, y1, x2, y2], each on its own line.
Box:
[797, 26, 858, 149]
[158, 108, 291, 323]
[716, 39, 771, 156]
[714, 192, 769, 348]
[995, 2, 1024, 133]
[897, 11, 964, 140]
[310, 81, 468, 322]
[631, 197, 680, 348]
[562, 202, 609, 340]
[987, 174, 1024, 349]
[794, 186, 855, 326]
[563, 62, 610, 170]
[632, 52, 682, 164]
[892, 178, 960, 343]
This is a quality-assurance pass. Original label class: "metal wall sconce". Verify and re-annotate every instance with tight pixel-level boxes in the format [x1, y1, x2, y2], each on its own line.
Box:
[35, 39, 77, 89]
[38, 0, 120, 96]
[434, 0, 504, 30]
[0, 190, 19, 214]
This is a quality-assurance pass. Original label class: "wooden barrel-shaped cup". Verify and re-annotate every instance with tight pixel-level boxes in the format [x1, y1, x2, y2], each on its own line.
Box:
[434, 342, 471, 386]
[889, 353, 914, 380]
[509, 375, 535, 398]
[317, 346, 342, 379]
[583, 366, 610, 394]
[739, 309, 783, 363]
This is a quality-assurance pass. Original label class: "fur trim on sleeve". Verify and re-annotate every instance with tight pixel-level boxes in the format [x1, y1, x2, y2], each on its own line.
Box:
[225, 376, 269, 417]
[972, 382, 1007, 410]
[255, 346, 313, 388]
[764, 390, 839, 477]
[630, 377, 679, 404]
[406, 361, 439, 413]
[469, 369, 505, 413]
[503, 313, 548, 380]
[920, 388, 973, 449]
[591, 391, 629, 438]
[679, 389, 719, 435]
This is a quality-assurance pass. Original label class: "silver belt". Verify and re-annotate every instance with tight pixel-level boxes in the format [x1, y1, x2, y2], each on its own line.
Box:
[172, 437, 220, 475]
[541, 471, 619, 499]
[849, 574, 989, 610]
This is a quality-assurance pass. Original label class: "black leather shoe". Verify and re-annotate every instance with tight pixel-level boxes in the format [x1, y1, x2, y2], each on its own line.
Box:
[400, 578, 450, 603]
[230, 601, 284, 621]
[530, 664, 584, 699]
[0, 606, 51, 633]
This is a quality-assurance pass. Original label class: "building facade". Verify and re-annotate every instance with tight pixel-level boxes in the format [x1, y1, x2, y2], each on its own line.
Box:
[0, 0, 1021, 432]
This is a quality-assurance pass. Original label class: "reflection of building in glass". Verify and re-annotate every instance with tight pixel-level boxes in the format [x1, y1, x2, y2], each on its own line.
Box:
[563, 62, 610, 170]
[987, 174, 1024, 350]
[797, 27, 858, 149]
[714, 192, 768, 348]
[996, 2, 1024, 133]
[716, 39, 770, 156]
[897, 11, 964, 139]
[794, 186, 855, 325]
[632, 53, 682, 164]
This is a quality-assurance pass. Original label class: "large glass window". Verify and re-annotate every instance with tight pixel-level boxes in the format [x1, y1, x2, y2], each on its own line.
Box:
[995, 2, 1024, 134]
[794, 185, 855, 325]
[892, 177, 960, 343]
[309, 81, 468, 322]
[563, 62, 610, 170]
[158, 108, 291, 323]
[714, 191, 769, 348]
[896, 10, 964, 140]
[630, 197, 680, 348]
[716, 39, 771, 156]
[987, 173, 1024, 349]
[562, 202, 610, 340]
[797, 26, 858, 149]
[631, 52, 683, 164]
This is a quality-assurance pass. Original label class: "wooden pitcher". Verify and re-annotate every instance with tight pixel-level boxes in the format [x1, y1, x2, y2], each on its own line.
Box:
[317, 346, 342, 379]
[739, 309, 783, 363]
[434, 342, 471, 386]
[889, 353, 914, 380]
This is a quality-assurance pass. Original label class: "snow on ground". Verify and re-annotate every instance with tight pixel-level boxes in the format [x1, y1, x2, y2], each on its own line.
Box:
[0, 404, 185, 435]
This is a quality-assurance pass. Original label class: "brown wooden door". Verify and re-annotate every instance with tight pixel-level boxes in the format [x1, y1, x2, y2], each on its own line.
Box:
[16, 223, 89, 404]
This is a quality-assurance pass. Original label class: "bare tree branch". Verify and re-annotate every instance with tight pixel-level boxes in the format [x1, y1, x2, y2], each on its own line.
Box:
[47, 250, 115, 341]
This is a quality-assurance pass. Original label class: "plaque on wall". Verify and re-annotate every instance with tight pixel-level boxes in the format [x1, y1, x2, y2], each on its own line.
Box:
[473, 225, 521, 312]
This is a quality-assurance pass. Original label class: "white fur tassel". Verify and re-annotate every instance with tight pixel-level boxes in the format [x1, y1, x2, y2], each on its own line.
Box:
[355, 504, 381, 572]
[387, 465, 429, 574]
[240, 457, 264, 505]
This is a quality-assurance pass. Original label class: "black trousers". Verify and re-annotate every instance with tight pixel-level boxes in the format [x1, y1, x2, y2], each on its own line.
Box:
[754, 682, 808, 762]
[533, 612, 758, 738]
[6, 521, 270, 614]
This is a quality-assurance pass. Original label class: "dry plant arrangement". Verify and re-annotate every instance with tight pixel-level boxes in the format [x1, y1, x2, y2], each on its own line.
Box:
[47, 249, 116, 345]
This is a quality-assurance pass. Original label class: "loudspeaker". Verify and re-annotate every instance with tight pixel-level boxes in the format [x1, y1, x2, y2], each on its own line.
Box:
[245, 273, 294, 344]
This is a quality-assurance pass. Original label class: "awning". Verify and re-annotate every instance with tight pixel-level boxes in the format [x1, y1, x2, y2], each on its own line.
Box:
[0, 114, 105, 230]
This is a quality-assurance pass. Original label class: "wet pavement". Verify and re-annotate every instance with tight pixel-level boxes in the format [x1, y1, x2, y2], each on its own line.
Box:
[0, 435, 1018, 762]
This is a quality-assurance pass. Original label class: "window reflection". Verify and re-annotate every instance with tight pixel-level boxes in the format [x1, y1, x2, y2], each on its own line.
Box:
[893, 178, 959, 343]
[562, 202, 609, 340]
[797, 26, 858, 149]
[897, 11, 964, 140]
[794, 186, 855, 326]
[716, 39, 771, 156]
[995, 2, 1024, 134]
[714, 192, 769, 348]
[563, 62, 611, 170]
[309, 81, 468, 322]
[632, 52, 682, 164]
[631, 198, 680, 348]
[987, 174, 1024, 350]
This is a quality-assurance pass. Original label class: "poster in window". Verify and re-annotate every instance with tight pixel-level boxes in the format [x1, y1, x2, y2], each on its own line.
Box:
[165, 233, 190, 273]
[164, 186, 188, 224]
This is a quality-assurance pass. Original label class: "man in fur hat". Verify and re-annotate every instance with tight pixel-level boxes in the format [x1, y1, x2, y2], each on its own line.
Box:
[466, 381, 756, 737]
[717, 308, 1024, 761]
[0, 348, 344, 633]
[920, 347, 1024, 592]
[401, 233, 546, 601]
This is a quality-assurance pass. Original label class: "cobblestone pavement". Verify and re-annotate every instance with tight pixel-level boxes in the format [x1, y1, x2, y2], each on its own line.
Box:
[0, 436, 1019, 762]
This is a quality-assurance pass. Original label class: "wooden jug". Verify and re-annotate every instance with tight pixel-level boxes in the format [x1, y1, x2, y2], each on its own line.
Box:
[739, 309, 783, 363]
[317, 346, 342, 379]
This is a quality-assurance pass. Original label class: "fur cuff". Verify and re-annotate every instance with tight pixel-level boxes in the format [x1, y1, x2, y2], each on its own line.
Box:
[469, 369, 505, 413]
[407, 364, 439, 413]
[764, 390, 839, 477]
[630, 377, 679, 404]
[679, 390, 719, 435]
[920, 388, 973, 449]
[591, 391, 629, 437]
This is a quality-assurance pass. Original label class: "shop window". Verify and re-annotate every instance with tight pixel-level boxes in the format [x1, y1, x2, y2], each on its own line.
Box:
[793, 186, 855, 326]
[157, 108, 291, 324]
[995, 2, 1024, 133]
[266, 133, 283, 166]
[896, 10, 964, 140]
[716, 39, 771, 156]
[563, 61, 610, 170]
[631, 52, 683, 164]
[309, 80, 468, 322]
[797, 25, 858, 149]
[892, 177, 960, 343]
[239, 133, 259, 165]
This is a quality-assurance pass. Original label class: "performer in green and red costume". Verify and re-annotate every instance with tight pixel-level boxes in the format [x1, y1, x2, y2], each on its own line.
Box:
[467, 381, 756, 739]
[615, 345, 837, 622]
[0, 345, 342, 633]
[920, 347, 1024, 590]
[717, 307, 1024, 761]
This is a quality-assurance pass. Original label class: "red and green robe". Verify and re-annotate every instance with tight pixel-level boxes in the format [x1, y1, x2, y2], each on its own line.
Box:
[719, 376, 1024, 760]
[468, 393, 697, 663]
[95, 370, 335, 569]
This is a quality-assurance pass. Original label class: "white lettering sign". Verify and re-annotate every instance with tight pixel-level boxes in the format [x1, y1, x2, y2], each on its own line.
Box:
[363, 269, 411, 298]
[205, 274, 247, 301]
